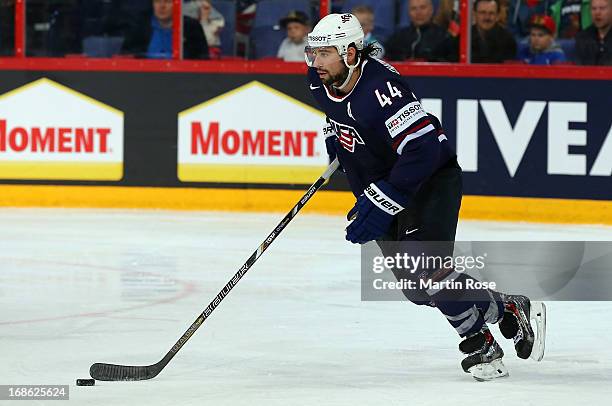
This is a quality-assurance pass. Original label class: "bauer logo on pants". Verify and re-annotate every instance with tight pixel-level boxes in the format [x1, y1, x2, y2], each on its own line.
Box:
[177, 81, 328, 184]
[0, 78, 124, 180]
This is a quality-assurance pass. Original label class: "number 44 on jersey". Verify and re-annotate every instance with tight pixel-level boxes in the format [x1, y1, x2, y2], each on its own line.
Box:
[375, 82, 403, 107]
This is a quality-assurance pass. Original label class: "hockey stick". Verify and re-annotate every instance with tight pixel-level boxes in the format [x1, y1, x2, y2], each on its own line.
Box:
[90, 159, 340, 381]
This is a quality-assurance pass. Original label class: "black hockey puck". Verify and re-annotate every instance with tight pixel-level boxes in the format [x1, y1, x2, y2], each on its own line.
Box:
[76, 378, 95, 386]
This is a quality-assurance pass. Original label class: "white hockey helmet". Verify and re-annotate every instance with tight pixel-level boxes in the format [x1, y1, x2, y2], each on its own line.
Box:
[304, 13, 364, 68]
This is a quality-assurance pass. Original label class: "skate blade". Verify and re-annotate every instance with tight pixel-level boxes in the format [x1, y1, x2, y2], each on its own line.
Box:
[529, 301, 546, 361]
[468, 359, 509, 381]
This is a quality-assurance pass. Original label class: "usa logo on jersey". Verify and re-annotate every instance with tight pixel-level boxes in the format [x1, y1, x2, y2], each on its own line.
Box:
[327, 118, 365, 153]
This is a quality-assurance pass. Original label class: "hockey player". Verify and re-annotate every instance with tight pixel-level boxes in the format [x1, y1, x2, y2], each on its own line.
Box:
[305, 13, 546, 381]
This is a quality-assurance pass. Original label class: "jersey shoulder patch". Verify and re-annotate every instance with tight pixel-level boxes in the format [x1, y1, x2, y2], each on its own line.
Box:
[384, 101, 429, 138]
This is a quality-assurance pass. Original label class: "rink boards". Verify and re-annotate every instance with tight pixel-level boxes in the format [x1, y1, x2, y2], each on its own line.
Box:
[0, 62, 610, 223]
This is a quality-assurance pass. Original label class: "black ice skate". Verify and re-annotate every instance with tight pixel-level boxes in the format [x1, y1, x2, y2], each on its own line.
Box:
[459, 327, 508, 381]
[499, 295, 546, 361]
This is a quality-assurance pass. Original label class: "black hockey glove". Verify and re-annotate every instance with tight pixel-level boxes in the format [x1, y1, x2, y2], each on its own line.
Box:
[345, 180, 408, 244]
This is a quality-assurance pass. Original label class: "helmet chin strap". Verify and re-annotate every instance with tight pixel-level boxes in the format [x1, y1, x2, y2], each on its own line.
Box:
[333, 53, 361, 92]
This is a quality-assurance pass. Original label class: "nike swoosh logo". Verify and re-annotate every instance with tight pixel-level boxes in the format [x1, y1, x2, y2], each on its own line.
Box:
[405, 228, 419, 235]
[310, 84, 321, 90]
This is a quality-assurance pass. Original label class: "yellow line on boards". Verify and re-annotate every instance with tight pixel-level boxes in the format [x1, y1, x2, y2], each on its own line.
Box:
[178, 164, 328, 184]
[0, 162, 123, 181]
[0, 185, 610, 225]
[460, 195, 612, 225]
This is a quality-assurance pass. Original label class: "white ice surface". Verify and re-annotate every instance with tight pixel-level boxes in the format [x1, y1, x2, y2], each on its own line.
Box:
[1, 208, 611, 406]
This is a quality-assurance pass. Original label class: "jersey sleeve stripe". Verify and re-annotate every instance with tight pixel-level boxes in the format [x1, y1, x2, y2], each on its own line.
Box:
[394, 124, 436, 155]
[407, 118, 432, 134]
[391, 119, 432, 149]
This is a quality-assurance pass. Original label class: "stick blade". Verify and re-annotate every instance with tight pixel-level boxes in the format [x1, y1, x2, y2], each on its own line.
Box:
[90, 362, 161, 381]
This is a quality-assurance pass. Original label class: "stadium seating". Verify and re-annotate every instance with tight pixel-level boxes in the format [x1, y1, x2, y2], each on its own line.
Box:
[557, 38, 576, 62]
[340, 0, 396, 42]
[214, 0, 238, 56]
[82, 36, 124, 58]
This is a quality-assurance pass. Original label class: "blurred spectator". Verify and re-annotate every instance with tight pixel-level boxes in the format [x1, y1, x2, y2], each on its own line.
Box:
[184, 0, 225, 58]
[493, 0, 509, 27]
[123, 0, 209, 59]
[434, 0, 460, 37]
[277, 10, 309, 62]
[550, 0, 592, 39]
[351, 5, 385, 58]
[472, 0, 517, 63]
[517, 14, 567, 64]
[575, 0, 612, 64]
[506, 0, 550, 38]
[236, 0, 257, 55]
[385, 0, 458, 61]
[237, 0, 256, 34]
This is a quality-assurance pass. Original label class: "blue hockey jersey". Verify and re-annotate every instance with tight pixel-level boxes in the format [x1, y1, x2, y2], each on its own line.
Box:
[308, 57, 456, 199]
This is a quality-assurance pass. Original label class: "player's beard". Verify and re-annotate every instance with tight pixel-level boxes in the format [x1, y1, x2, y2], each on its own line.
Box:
[323, 65, 350, 88]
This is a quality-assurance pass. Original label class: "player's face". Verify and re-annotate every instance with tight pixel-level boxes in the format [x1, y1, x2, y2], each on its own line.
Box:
[306, 47, 348, 86]
[529, 28, 553, 52]
[475, 1, 499, 31]
[591, 0, 612, 29]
